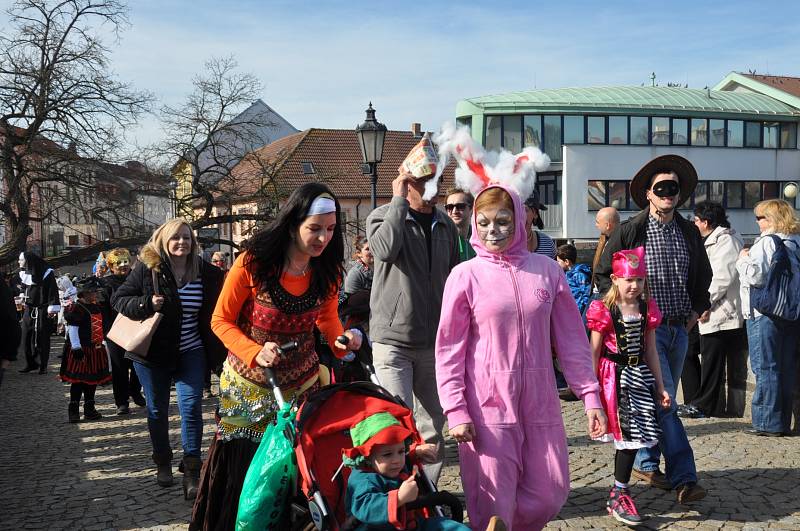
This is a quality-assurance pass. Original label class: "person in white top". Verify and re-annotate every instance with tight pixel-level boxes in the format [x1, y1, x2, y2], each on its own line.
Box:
[736, 199, 800, 436]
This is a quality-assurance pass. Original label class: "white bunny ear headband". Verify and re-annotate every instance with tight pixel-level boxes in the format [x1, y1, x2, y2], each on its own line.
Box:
[428, 122, 550, 202]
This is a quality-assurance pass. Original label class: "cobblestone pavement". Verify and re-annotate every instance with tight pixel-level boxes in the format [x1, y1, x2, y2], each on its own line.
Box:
[2, 338, 798, 530]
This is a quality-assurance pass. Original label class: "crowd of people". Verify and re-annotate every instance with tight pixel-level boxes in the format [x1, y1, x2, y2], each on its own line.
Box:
[1, 135, 799, 530]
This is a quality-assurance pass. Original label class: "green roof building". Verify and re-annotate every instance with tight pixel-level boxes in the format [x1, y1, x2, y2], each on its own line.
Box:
[455, 73, 800, 240]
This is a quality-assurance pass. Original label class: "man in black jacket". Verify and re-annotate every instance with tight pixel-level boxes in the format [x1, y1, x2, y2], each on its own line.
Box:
[596, 154, 712, 504]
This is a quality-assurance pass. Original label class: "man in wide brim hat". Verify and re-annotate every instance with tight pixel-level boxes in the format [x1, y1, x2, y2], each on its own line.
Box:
[629, 154, 698, 209]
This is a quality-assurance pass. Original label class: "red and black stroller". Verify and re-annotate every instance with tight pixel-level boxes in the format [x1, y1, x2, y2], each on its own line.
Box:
[286, 381, 463, 530]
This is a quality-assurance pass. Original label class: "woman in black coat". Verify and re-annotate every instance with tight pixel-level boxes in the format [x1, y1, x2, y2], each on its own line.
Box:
[0, 274, 22, 388]
[112, 219, 225, 499]
[17, 252, 60, 374]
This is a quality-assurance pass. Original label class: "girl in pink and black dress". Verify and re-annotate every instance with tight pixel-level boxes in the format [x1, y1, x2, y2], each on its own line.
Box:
[60, 278, 112, 423]
[585, 246, 670, 527]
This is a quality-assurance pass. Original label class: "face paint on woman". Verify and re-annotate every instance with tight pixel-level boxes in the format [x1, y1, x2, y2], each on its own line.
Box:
[476, 207, 515, 253]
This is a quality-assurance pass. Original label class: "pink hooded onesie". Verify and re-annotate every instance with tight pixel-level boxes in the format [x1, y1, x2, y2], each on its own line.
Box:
[435, 184, 602, 531]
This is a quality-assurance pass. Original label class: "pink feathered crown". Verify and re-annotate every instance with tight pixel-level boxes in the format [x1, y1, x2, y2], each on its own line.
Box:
[612, 246, 647, 278]
[432, 122, 550, 201]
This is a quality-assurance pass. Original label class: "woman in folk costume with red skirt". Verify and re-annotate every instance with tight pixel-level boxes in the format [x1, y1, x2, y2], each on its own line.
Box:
[60, 277, 112, 423]
[191, 182, 363, 531]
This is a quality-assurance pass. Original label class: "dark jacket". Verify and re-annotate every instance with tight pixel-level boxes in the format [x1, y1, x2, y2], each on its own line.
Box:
[596, 209, 713, 316]
[99, 273, 127, 335]
[1, 276, 21, 361]
[111, 245, 226, 370]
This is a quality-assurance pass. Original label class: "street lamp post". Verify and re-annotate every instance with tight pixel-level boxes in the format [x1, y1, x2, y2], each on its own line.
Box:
[355, 103, 387, 210]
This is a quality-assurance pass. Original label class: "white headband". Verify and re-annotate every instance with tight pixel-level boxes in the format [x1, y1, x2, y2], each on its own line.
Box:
[306, 195, 336, 216]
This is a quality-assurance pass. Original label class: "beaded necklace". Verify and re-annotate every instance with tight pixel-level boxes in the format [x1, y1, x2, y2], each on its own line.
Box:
[265, 274, 320, 314]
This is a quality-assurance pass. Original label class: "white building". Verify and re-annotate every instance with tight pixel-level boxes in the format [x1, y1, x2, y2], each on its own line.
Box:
[455, 72, 800, 241]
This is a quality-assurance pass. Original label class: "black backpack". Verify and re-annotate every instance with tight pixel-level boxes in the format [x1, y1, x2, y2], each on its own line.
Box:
[750, 235, 800, 322]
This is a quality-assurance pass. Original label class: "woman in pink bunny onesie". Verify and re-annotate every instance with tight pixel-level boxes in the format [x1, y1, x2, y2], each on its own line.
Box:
[434, 126, 606, 531]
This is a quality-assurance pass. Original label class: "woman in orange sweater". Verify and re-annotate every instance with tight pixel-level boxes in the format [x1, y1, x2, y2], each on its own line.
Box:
[191, 183, 362, 530]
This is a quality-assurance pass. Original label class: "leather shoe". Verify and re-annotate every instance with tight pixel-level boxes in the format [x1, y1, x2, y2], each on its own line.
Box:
[676, 482, 707, 504]
[745, 428, 783, 437]
[632, 468, 671, 490]
[19, 365, 39, 373]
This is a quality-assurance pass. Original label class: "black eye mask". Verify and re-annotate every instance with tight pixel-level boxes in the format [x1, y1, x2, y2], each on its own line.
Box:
[651, 180, 680, 198]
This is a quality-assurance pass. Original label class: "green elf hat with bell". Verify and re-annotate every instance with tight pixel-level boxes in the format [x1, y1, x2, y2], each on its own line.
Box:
[342, 412, 413, 468]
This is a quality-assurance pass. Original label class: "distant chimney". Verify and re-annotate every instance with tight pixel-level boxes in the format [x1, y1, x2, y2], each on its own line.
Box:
[411, 123, 422, 137]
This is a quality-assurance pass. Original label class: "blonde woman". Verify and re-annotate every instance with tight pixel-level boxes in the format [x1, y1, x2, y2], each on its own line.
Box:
[112, 219, 226, 497]
[736, 199, 800, 436]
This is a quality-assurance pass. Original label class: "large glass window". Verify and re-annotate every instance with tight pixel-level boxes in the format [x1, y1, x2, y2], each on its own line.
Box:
[609, 116, 628, 144]
[693, 182, 708, 205]
[709, 119, 726, 146]
[563, 115, 584, 144]
[708, 181, 724, 203]
[762, 182, 778, 200]
[672, 118, 688, 145]
[587, 180, 605, 211]
[543, 115, 562, 161]
[485, 116, 501, 151]
[587, 116, 606, 144]
[725, 181, 743, 209]
[780, 123, 797, 149]
[691, 119, 708, 146]
[763, 122, 779, 149]
[744, 181, 760, 208]
[608, 181, 628, 210]
[523, 115, 542, 148]
[651, 117, 670, 145]
[727, 120, 743, 147]
[502, 115, 522, 152]
[630, 117, 649, 144]
[745, 122, 761, 147]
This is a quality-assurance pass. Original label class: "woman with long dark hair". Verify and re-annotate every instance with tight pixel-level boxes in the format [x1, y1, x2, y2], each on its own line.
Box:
[191, 182, 362, 530]
[18, 252, 60, 374]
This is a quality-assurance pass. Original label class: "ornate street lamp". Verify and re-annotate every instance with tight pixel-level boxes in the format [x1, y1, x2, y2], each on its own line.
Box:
[356, 103, 387, 210]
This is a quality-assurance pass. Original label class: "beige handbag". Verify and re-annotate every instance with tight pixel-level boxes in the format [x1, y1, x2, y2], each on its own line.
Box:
[107, 269, 163, 356]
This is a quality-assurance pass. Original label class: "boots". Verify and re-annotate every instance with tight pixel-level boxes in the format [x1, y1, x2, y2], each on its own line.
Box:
[83, 401, 102, 421]
[68, 401, 81, 423]
[153, 451, 174, 487]
[181, 456, 203, 500]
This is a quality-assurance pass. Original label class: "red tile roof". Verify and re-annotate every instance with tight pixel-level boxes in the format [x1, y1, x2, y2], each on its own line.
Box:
[225, 128, 456, 200]
[742, 73, 800, 98]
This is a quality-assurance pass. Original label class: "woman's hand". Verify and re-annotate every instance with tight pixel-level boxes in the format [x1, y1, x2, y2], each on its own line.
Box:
[413, 443, 439, 464]
[658, 388, 672, 409]
[151, 294, 165, 311]
[335, 329, 363, 351]
[586, 408, 607, 439]
[255, 342, 282, 368]
[449, 423, 476, 444]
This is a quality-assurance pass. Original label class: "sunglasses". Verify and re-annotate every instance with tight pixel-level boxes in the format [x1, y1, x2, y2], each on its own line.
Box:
[445, 202, 469, 212]
[755, 215, 766, 221]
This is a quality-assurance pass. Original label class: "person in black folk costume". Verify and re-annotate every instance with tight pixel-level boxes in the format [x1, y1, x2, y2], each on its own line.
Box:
[1, 274, 22, 388]
[17, 252, 60, 374]
[60, 277, 112, 422]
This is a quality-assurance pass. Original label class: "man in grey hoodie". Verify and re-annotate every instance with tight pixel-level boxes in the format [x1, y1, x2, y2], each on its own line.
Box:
[367, 169, 460, 484]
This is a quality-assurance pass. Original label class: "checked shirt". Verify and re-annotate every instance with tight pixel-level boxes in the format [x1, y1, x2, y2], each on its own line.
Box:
[645, 214, 692, 320]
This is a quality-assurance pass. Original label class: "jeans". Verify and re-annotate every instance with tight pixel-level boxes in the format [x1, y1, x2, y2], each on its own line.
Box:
[747, 315, 799, 433]
[134, 346, 206, 458]
[634, 323, 698, 488]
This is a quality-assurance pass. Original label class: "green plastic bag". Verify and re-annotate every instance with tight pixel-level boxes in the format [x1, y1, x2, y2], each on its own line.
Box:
[236, 403, 297, 531]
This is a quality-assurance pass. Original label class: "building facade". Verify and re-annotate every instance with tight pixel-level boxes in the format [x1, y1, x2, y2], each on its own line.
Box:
[456, 73, 800, 240]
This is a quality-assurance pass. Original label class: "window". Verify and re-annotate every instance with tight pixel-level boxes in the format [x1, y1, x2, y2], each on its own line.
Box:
[502, 115, 522, 152]
[780, 123, 797, 149]
[672, 118, 688, 145]
[744, 181, 760, 208]
[725, 181, 743, 209]
[745, 121, 761, 147]
[543, 115, 562, 161]
[708, 181, 724, 203]
[727, 120, 743, 147]
[693, 182, 708, 205]
[690, 119, 707, 146]
[457, 116, 472, 130]
[709, 119, 726, 146]
[523, 115, 542, 147]
[630, 117, 649, 145]
[651, 117, 669, 145]
[608, 181, 628, 210]
[563, 115, 584, 144]
[485, 116, 502, 151]
[587, 116, 606, 144]
[762, 181, 778, 200]
[301, 162, 315, 174]
[68, 234, 79, 246]
[587, 181, 606, 211]
[609, 116, 628, 144]
[763, 122, 779, 149]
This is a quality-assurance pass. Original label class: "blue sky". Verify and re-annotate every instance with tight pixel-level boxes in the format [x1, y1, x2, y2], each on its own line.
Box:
[3, 0, 800, 146]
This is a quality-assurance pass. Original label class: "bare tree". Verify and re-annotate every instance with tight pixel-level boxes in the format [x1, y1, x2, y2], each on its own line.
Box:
[0, 0, 152, 266]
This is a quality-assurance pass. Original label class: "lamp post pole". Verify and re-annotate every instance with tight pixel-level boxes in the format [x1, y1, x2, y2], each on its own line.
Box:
[370, 163, 379, 210]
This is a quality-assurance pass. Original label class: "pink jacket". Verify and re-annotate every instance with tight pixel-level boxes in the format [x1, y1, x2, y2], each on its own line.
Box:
[436, 185, 602, 428]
